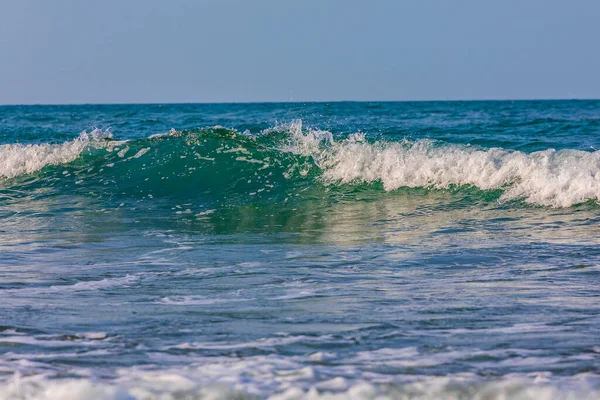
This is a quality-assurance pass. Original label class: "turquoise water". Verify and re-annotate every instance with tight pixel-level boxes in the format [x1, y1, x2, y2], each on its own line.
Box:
[1, 101, 599, 399]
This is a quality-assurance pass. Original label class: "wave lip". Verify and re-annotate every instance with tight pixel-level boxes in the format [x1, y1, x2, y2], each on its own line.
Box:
[315, 137, 600, 208]
[275, 120, 600, 207]
[0, 128, 113, 180]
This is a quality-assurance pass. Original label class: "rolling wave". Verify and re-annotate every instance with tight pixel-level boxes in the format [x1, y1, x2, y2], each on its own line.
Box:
[1, 121, 599, 207]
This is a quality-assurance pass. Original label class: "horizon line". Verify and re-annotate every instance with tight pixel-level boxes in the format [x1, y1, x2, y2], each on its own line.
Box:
[1, 97, 599, 107]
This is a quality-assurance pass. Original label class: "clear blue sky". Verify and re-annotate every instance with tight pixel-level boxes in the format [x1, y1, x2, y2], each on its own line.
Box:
[1, 0, 599, 104]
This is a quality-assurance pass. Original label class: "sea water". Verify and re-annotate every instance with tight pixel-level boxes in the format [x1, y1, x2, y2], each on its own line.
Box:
[0, 101, 599, 399]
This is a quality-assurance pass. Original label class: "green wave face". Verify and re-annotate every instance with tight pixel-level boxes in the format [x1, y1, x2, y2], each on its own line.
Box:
[2, 122, 599, 219]
[3, 127, 317, 207]
[0, 124, 497, 237]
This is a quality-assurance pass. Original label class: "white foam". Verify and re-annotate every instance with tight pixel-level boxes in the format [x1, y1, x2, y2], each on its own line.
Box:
[1, 368, 599, 400]
[2, 334, 600, 399]
[130, 148, 150, 160]
[168, 334, 335, 351]
[51, 275, 138, 292]
[280, 121, 600, 207]
[156, 295, 252, 306]
[0, 275, 138, 296]
[0, 129, 112, 180]
[0, 334, 107, 348]
[148, 128, 178, 139]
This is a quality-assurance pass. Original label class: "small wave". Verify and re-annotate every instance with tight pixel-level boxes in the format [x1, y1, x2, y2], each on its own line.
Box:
[0, 275, 138, 296]
[156, 295, 252, 306]
[0, 333, 109, 348]
[167, 334, 341, 351]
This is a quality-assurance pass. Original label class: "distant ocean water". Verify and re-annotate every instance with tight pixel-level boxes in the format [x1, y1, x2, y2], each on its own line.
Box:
[0, 101, 599, 399]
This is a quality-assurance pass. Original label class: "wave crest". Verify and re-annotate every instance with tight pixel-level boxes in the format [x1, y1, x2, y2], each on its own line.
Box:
[318, 136, 600, 207]
[0, 128, 113, 179]
[1, 121, 600, 208]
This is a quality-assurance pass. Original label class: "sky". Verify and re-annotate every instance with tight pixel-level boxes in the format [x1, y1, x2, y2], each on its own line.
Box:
[1, 0, 599, 104]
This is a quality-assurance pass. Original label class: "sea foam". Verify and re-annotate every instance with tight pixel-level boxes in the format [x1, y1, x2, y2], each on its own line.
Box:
[284, 121, 600, 207]
[0, 128, 111, 179]
[1, 368, 599, 400]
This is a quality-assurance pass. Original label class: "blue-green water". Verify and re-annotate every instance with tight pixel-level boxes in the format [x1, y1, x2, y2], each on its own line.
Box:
[1, 101, 599, 399]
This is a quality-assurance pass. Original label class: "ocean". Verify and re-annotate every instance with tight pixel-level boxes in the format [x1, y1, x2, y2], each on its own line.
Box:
[0, 101, 599, 399]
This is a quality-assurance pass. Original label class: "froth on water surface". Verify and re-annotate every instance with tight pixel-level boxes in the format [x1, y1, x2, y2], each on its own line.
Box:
[0, 101, 599, 399]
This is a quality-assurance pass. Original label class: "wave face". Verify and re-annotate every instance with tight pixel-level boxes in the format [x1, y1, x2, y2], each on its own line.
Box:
[1, 121, 600, 208]
[2, 102, 600, 400]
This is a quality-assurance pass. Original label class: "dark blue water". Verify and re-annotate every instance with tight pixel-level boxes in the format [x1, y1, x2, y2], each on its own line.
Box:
[1, 101, 599, 399]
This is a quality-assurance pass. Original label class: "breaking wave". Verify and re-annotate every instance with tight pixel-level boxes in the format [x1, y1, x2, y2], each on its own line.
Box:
[1, 121, 599, 208]
[2, 370, 599, 400]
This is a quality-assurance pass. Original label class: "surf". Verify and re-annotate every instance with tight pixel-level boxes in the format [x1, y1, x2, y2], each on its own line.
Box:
[1, 121, 599, 208]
